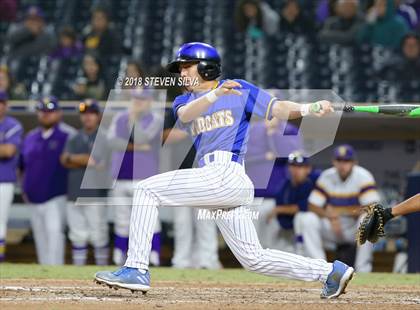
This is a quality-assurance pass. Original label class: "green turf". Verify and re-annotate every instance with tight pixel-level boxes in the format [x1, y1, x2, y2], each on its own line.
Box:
[1, 264, 419, 286]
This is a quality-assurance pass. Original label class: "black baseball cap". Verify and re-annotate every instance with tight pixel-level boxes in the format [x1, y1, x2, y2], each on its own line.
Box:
[36, 96, 60, 111]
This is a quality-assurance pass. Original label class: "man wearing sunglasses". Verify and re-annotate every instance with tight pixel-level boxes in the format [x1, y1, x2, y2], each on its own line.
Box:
[20, 96, 76, 265]
[297, 144, 380, 272]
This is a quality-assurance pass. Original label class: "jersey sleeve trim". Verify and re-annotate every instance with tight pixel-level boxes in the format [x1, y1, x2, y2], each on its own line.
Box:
[309, 190, 327, 207]
[265, 97, 277, 120]
[359, 183, 376, 193]
[4, 123, 22, 140]
[314, 184, 329, 198]
[174, 102, 187, 116]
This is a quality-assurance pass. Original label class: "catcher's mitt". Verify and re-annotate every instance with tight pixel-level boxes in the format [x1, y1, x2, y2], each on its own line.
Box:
[357, 203, 394, 245]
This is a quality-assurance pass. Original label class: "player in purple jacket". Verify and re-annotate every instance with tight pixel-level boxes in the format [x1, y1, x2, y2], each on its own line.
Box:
[20, 96, 76, 265]
[0, 91, 23, 262]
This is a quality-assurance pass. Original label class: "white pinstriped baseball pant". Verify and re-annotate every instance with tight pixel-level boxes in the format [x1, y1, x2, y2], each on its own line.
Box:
[125, 151, 332, 283]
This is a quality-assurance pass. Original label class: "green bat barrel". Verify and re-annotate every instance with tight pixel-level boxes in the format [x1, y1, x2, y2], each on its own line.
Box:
[408, 107, 420, 117]
[352, 105, 420, 118]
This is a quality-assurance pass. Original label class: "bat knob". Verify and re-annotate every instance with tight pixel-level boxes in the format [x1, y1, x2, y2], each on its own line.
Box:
[343, 105, 354, 112]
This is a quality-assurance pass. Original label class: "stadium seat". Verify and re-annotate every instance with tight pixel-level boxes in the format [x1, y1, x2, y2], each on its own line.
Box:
[2, 0, 416, 103]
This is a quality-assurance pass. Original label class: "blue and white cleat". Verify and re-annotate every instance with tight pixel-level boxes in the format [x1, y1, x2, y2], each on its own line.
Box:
[321, 260, 355, 299]
[94, 266, 150, 294]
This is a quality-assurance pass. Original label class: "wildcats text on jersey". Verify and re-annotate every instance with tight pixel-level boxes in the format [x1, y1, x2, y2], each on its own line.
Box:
[190, 109, 234, 136]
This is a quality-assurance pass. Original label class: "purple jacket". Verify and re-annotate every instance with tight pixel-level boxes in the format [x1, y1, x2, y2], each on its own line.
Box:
[21, 123, 75, 203]
[0, 116, 23, 182]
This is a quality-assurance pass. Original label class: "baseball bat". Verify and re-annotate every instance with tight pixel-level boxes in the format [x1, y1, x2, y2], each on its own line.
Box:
[342, 104, 420, 118]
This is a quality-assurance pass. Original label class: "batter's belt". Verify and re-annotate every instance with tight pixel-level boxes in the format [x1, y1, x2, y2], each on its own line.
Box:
[198, 151, 244, 168]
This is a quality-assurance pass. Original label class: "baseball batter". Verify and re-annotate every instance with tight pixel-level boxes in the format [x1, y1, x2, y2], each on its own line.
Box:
[0, 91, 23, 262]
[95, 42, 354, 299]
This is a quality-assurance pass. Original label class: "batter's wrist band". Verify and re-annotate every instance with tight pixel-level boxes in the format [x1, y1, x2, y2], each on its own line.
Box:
[300, 104, 311, 116]
[301, 103, 322, 116]
[205, 90, 219, 103]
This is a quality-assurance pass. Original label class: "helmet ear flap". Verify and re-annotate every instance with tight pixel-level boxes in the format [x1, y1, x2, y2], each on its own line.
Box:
[197, 61, 221, 81]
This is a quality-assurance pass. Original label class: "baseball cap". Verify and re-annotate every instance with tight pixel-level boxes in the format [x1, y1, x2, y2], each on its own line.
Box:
[36, 96, 60, 111]
[25, 5, 45, 20]
[79, 99, 100, 114]
[131, 87, 153, 100]
[0, 91, 8, 103]
[288, 151, 310, 165]
[334, 144, 356, 161]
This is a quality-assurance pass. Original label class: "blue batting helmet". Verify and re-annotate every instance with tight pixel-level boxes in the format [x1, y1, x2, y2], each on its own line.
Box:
[167, 42, 221, 81]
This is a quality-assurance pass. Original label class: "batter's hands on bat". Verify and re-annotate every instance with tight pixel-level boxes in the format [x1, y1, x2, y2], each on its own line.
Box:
[311, 100, 334, 117]
[214, 80, 242, 97]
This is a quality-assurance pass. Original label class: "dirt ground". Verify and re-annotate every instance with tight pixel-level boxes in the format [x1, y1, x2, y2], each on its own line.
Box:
[1, 279, 419, 310]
